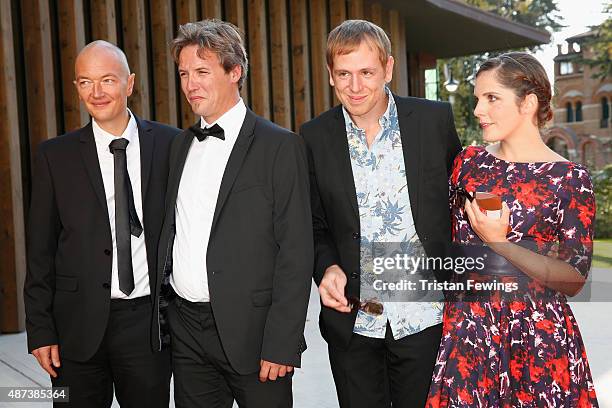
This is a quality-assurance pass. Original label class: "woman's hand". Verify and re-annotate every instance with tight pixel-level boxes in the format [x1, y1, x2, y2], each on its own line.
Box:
[463, 196, 510, 244]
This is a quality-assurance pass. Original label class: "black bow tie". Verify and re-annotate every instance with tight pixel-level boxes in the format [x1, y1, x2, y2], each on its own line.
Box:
[190, 123, 225, 142]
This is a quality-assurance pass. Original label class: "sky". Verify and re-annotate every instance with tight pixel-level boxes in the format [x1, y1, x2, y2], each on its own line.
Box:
[534, 0, 609, 91]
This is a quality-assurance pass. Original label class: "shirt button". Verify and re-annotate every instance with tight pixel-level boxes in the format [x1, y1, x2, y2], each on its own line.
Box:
[351, 272, 359, 279]
[102, 283, 110, 289]
[104, 249, 111, 256]
[352, 232, 360, 240]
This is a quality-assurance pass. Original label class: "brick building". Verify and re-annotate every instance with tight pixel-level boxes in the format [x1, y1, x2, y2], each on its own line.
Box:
[544, 28, 612, 169]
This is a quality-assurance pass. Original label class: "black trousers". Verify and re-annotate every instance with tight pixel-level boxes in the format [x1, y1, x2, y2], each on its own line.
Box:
[328, 322, 442, 408]
[168, 295, 292, 408]
[51, 296, 171, 408]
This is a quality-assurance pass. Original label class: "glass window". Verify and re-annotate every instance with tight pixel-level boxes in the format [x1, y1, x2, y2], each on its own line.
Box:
[602, 97, 610, 128]
[424, 69, 438, 101]
[560, 61, 574, 75]
[566, 102, 574, 122]
[575, 101, 583, 122]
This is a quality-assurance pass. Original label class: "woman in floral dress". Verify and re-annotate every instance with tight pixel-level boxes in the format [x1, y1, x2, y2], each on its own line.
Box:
[426, 52, 599, 407]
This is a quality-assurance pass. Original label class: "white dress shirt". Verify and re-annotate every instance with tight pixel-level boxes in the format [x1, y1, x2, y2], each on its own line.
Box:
[92, 110, 150, 299]
[170, 98, 247, 302]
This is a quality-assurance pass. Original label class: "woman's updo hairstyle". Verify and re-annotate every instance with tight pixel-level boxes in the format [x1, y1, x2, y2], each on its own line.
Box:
[476, 52, 553, 128]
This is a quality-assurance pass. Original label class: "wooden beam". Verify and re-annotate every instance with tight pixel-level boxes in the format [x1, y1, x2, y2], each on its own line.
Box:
[269, 0, 292, 128]
[329, 0, 346, 30]
[21, 0, 58, 149]
[290, 0, 311, 129]
[224, 0, 249, 106]
[201, 0, 222, 19]
[89, 0, 117, 43]
[176, 0, 200, 128]
[121, 0, 151, 119]
[57, 0, 88, 132]
[309, 0, 331, 116]
[369, 2, 384, 28]
[389, 9, 408, 95]
[150, 0, 178, 126]
[328, 0, 346, 107]
[0, 0, 26, 333]
[248, 0, 270, 118]
[348, 0, 364, 19]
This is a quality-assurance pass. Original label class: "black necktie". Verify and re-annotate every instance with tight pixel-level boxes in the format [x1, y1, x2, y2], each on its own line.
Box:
[109, 138, 143, 296]
[190, 123, 225, 141]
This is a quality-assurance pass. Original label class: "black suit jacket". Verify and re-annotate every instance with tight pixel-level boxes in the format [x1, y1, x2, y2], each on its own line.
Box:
[300, 95, 462, 350]
[157, 109, 313, 375]
[24, 116, 180, 361]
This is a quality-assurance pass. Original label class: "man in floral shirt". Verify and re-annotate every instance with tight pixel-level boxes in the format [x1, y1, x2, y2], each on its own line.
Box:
[300, 20, 461, 408]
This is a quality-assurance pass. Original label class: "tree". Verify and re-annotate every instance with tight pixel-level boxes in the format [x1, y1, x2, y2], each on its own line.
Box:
[580, 4, 611, 79]
[438, 0, 563, 146]
[593, 164, 612, 239]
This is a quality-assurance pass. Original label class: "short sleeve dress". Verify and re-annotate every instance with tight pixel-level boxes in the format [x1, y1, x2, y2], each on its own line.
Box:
[426, 146, 599, 408]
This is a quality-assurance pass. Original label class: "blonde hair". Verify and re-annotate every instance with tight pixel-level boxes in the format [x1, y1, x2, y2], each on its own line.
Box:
[326, 20, 391, 69]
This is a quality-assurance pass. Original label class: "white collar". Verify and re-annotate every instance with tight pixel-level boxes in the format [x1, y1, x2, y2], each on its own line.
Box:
[92, 109, 138, 144]
[199, 98, 246, 141]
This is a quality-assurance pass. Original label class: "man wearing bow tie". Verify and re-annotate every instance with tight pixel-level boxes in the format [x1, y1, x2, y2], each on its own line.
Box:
[157, 20, 313, 407]
[24, 40, 179, 407]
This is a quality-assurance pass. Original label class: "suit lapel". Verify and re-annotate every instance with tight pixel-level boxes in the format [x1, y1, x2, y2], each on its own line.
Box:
[78, 123, 107, 211]
[395, 95, 421, 225]
[210, 109, 257, 233]
[166, 127, 195, 218]
[135, 116, 154, 202]
[327, 106, 359, 219]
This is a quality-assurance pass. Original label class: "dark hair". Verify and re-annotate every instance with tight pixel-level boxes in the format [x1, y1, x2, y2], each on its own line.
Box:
[476, 52, 552, 127]
[170, 19, 248, 90]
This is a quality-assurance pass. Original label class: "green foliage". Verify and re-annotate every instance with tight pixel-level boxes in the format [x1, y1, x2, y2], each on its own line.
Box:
[438, 0, 563, 147]
[593, 164, 612, 239]
[579, 5, 611, 79]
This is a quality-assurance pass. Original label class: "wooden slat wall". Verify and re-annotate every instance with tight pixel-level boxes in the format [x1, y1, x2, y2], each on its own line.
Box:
[0, 0, 26, 333]
[309, 0, 331, 116]
[176, 0, 200, 128]
[290, 0, 312, 130]
[202, 0, 223, 19]
[224, 0, 250, 106]
[90, 0, 117, 42]
[389, 9, 408, 96]
[151, 0, 179, 126]
[0, 0, 415, 332]
[58, 0, 88, 132]
[122, 0, 151, 119]
[247, 0, 270, 118]
[348, 0, 364, 19]
[270, 0, 292, 129]
[22, 0, 57, 151]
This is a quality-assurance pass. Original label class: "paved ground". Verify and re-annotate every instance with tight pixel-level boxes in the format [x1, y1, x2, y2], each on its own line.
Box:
[1, 269, 611, 407]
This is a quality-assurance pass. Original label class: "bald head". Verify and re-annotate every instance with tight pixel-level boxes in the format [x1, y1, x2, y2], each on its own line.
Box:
[75, 40, 131, 78]
[74, 40, 135, 135]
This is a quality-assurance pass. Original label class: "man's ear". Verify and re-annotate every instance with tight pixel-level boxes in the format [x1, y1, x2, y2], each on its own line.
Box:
[229, 65, 242, 84]
[384, 56, 394, 84]
[327, 65, 335, 87]
[126, 73, 136, 97]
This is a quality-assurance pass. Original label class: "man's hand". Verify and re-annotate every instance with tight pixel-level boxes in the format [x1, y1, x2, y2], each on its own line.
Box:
[319, 264, 351, 313]
[32, 345, 60, 378]
[259, 360, 293, 382]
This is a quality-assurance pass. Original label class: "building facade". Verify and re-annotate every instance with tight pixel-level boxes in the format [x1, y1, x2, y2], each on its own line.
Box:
[544, 28, 612, 169]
